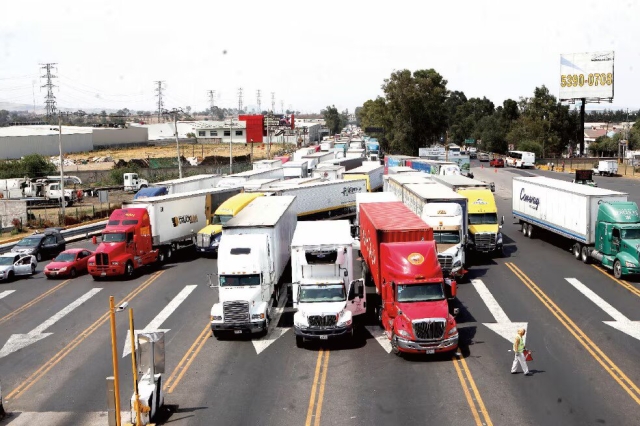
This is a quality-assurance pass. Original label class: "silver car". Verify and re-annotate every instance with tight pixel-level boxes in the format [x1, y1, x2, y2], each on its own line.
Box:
[0, 253, 37, 281]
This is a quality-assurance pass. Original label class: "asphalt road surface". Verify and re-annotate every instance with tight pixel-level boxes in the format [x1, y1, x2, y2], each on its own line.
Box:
[1, 163, 640, 425]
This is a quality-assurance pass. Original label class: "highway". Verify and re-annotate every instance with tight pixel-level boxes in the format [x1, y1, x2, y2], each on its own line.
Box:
[1, 163, 640, 425]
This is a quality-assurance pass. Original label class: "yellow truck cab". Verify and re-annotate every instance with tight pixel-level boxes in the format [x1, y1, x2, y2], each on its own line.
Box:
[457, 188, 504, 256]
[196, 192, 265, 256]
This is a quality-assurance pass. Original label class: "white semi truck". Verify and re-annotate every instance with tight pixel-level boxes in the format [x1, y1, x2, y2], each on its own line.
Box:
[291, 220, 365, 347]
[216, 168, 284, 188]
[151, 174, 221, 194]
[383, 173, 434, 199]
[402, 183, 468, 278]
[210, 196, 297, 336]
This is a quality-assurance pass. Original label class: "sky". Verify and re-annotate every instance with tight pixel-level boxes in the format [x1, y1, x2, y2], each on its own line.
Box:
[1, 0, 639, 115]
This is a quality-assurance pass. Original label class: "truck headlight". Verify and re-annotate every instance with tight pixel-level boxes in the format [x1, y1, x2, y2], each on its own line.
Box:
[448, 326, 458, 336]
[294, 314, 308, 327]
[212, 315, 222, 321]
[111, 261, 119, 266]
[251, 313, 265, 320]
[88, 262, 95, 266]
[397, 329, 411, 338]
[625, 261, 636, 268]
[453, 260, 461, 268]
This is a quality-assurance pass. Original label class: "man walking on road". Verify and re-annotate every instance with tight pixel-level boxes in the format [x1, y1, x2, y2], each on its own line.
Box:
[511, 328, 532, 376]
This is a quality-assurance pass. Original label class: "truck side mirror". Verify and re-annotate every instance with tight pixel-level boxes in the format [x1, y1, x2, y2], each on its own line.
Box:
[207, 274, 219, 289]
[501, 216, 505, 225]
[357, 281, 364, 299]
[450, 280, 457, 299]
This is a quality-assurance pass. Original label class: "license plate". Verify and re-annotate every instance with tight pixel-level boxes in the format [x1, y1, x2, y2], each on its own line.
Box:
[319, 335, 328, 340]
[425, 349, 435, 354]
[234, 330, 242, 334]
[101, 272, 106, 277]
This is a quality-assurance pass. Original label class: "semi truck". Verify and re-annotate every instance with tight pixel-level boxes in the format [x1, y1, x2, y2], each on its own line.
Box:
[264, 179, 367, 220]
[402, 183, 468, 278]
[513, 176, 640, 278]
[353, 192, 398, 240]
[0, 178, 78, 206]
[195, 192, 264, 256]
[407, 159, 460, 176]
[151, 174, 221, 195]
[312, 165, 345, 181]
[321, 157, 364, 171]
[216, 168, 284, 188]
[210, 196, 297, 336]
[282, 161, 310, 179]
[253, 159, 283, 170]
[384, 173, 434, 199]
[301, 151, 336, 171]
[434, 175, 504, 256]
[359, 201, 459, 356]
[366, 139, 381, 161]
[343, 161, 384, 192]
[124, 173, 149, 192]
[291, 220, 365, 347]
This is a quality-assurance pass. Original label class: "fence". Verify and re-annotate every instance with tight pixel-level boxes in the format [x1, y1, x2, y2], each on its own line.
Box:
[536, 157, 640, 177]
[25, 203, 122, 229]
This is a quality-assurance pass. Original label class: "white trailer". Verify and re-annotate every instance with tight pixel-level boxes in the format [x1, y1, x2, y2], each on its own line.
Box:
[282, 161, 309, 179]
[383, 173, 434, 199]
[253, 159, 283, 170]
[291, 220, 365, 346]
[342, 161, 384, 192]
[302, 151, 336, 170]
[387, 166, 415, 175]
[293, 148, 316, 162]
[512, 176, 627, 245]
[211, 196, 297, 335]
[217, 168, 284, 188]
[312, 165, 345, 181]
[346, 148, 365, 159]
[242, 178, 282, 191]
[402, 183, 468, 277]
[152, 174, 221, 195]
[263, 177, 321, 190]
[321, 157, 364, 171]
[126, 187, 241, 257]
[320, 140, 335, 151]
[265, 179, 367, 219]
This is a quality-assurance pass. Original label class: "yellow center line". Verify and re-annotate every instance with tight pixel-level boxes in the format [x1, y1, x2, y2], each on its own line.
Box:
[164, 323, 211, 394]
[305, 349, 326, 426]
[313, 350, 330, 426]
[6, 270, 164, 400]
[591, 265, 640, 298]
[505, 262, 640, 405]
[453, 355, 493, 426]
[0, 279, 71, 326]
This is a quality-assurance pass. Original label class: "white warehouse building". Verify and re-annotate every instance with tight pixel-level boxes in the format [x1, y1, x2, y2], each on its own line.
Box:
[0, 125, 93, 159]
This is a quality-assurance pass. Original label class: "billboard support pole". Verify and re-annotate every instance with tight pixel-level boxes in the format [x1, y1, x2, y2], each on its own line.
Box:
[580, 98, 586, 156]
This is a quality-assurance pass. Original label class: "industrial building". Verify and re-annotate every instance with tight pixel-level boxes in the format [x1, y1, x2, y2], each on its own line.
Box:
[0, 125, 149, 159]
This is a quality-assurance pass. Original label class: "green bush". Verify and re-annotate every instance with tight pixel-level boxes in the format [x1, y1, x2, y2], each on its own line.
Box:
[0, 154, 57, 179]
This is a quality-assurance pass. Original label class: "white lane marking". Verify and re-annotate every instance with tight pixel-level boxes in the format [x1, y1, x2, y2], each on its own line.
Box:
[364, 325, 392, 353]
[0, 290, 16, 300]
[0, 288, 102, 358]
[472, 279, 528, 343]
[122, 284, 197, 357]
[252, 290, 290, 355]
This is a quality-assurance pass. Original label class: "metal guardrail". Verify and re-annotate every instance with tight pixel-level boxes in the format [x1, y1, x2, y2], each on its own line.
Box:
[0, 220, 108, 254]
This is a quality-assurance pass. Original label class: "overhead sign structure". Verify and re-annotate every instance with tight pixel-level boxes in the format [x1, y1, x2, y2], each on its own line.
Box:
[365, 127, 384, 133]
[559, 51, 614, 101]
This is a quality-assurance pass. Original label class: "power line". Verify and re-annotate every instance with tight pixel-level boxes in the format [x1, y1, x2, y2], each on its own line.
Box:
[39, 63, 58, 121]
[154, 81, 165, 123]
[238, 87, 243, 113]
[256, 90, 261, 113]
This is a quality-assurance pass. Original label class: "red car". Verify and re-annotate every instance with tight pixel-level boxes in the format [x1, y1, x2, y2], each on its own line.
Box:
[44, 248, 94, 278]
[490, 158, 504, 167]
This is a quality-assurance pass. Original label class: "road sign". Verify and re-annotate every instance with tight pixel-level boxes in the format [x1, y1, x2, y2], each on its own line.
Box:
[365, 127, 384, 133]
[98, 190, 109, 203]
[465, 139, 476, 144]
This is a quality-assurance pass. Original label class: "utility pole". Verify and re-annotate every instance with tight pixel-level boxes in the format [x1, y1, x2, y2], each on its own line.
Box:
[58, 114, 65, 221]
[154, 81, 165, 123]
[40, 63, 58, 123]
[238, 87, 243, 114]
[281, 100, 284, 114]
[164, 108, 184, 178]
[207, 90, 215, 118]
[256, 90, 261, 114]
[271, 93, 275, 115]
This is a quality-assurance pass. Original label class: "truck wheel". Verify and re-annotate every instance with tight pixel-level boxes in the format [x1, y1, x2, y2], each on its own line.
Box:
[295, 336, 304, 348]
[526, 224, 534, 238]
[213, 330, 221, 339]
[125, 261, 134, 279]
[573, 243, 582, 260]
[390, 333, 401, 356]
[613, 260, 623, 279]
[521, 222, 527, 234]
[166, 247, 173, 259]
[581, 246, 591, 264]
[158, 251, 165, 264]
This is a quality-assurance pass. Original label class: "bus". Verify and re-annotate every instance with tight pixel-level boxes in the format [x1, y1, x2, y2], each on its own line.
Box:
[506, 151, 535, 168]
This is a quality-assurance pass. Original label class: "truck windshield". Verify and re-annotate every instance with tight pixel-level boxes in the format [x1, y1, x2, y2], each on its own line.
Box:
[621, 229, 640, 239]
[219, 274, 261, 287]
[213, 214, 233, 225]
[397, 283, 445, 302]
[469, 213, 498, 225]
[434, 231, 460, 244]
[299, 284, 346, 303]
[103, 233, 126, 242]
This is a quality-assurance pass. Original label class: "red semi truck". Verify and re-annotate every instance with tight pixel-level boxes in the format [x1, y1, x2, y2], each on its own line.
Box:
[88, 208, 159, 279]
[359, 201, 459, 355]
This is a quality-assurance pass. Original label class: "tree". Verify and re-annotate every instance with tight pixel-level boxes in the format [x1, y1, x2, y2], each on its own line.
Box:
[358, 97, 392, 152]
[321, 105, 347, 135]
[0, 154, 57, 179]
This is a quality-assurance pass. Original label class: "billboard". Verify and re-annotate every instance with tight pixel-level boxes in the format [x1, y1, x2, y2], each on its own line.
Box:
[264, 114, 294, 130]
[559, 51, 614, 100]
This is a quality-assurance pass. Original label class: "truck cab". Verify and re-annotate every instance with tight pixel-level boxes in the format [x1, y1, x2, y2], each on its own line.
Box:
[421, 203, 466, 277]
[124, 173, 149, 192]
[366, 140, 381, 161]
[457, 188, 504, 256]
[592, 202, 640, 278]
[88, 208, 158, 279]
[379, 242, 458, 355]
[196, 192, 264, 256]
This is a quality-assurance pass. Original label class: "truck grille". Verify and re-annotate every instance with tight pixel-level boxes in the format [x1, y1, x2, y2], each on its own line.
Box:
[197, 233, 210, 248]
[437, 254, 453, 270]
[308, 315, 337, 327]
[95, 253, 109, 265]
[474, 233, 496, 250]
[413, 319, 446, 340]
[223, 301, 250, 323]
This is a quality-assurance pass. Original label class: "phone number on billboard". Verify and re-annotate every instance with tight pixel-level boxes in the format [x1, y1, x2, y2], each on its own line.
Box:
[560, 73, 613, 87]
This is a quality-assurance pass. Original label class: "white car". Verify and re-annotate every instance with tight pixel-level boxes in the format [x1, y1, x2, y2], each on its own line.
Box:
[0, 253, 37, 281]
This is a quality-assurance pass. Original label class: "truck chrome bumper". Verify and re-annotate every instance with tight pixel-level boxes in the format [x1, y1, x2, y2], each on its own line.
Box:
[88, 266, 125, 276]
[197, 246, 218, 254]
[294, 324, 353, 339]
[211, 320, 266, 334]
[395, 334, 458, 354]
